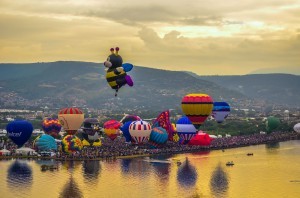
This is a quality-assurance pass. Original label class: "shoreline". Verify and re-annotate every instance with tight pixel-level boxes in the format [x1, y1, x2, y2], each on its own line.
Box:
[1, 133, 299, 161]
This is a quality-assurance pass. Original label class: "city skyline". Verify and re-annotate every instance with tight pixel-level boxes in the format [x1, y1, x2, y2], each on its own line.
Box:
[0, 0, 299, 75]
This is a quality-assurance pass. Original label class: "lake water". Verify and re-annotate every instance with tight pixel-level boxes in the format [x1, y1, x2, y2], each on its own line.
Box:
[1, 140, 300, 198]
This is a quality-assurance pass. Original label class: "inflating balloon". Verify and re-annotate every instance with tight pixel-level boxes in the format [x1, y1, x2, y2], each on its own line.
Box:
[212, 102, 230, 123]
[188, 132, 211, 146]
[103, 47, 134, 96]
[33, 134, 57, 151]
[294, 123, 300, 133]
[129, 120, 152, 144]
[103, 120, 121, 141]
[6, 120, 33, 148]
[61, 135, 83, 153]
[120, 114, 141, 124]
[266, 116, 280, 133]
[176, 116, 197, 145]
[58, 107, 84, 135]
[42, 118, 61, 137]
[148, 127, 168, 148]
[82, 118, 99, 136]
[120, 121, 134, 143]
[181, 93, 214, 129]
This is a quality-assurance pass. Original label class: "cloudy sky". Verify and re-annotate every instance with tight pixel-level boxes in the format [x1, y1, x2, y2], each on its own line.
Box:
[0, 0, 299, 75]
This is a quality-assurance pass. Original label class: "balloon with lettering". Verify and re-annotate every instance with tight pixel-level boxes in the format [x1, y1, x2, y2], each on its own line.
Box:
[129, 120, 152, 144]
[188, 131, 211, 146]
[103, 47, 134, 96]
[33, 134, 57, 151]
[212, 102, 230, 123]
[58, 107, 84, 135]
[176, 116, 197, 145]
[181, 93, 214, 129]
[103, 120, 121, 141]
[294, 123, 300, 133]
[266, 116, 280, 133]
[42, 118, 62, 137]
[61, 135, 83, 153]
[148, 127, 168, 148]
[6, 120, 33, 148]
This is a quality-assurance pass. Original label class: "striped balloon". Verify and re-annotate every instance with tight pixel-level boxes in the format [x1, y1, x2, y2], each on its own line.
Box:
[176, 116, 197, 144]
[181, 93, 214, 129]
[42, 118, 62, 137]
[212, 102, 230, 123]
[58, 107, 84, 135]
[103, 120, 121, 141]
[129, 120, 152, 144]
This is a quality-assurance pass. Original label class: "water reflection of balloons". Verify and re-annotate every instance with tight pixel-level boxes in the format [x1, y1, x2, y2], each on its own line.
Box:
[7, 160, 32, 188]
[210, 164, 229, 196]
[177, 158, 197, 187]
[59, 176, 83, 198]
[82, 160, 101, 180]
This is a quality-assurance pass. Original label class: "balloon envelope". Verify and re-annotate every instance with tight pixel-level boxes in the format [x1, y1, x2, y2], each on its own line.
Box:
[103, 120, 121, 141]
[181, 93, 214, 129]
[212, 102, 230, 123]
[34, 134, 57, 151]
[176, 116, 197, 144]
[120, 115, 141, 124]
[6, 120, 33, 148]
[266, 116, 280, 133]
[42, 118, 61, 137]
[82, 118, 99, 136]
[61, 135, 83, 153]
[120, 121, 134, 143]
[294, 123, 300, 133]
[188, 132, 211, 146]
[58, 107, 84, 135]
[148, 127, 168, 148]
[129, 120, 152, 144]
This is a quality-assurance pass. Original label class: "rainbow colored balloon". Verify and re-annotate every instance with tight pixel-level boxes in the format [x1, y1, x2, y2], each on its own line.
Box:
[42, 118, 62, 137]
[181, 93, 214, 129]
[61, 135, 83, 153]
[103, 120, 121, 141]
[58, 107, 84, 135]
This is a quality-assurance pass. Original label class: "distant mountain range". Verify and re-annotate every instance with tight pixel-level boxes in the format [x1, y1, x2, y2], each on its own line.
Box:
[0, 62, 299, 111]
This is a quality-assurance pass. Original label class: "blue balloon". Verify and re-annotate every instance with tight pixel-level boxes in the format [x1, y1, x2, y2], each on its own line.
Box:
[176, 116, 197, 145]
[148, 127, 168, 148]
[34, 134, 57, 151]
[120, 121, 133, 143]
[6, 120, 33, 148]
[122, 63, 133, 72]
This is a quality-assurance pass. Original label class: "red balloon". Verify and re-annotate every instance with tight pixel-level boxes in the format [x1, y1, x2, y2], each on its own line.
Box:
[188, 132, 211, 146]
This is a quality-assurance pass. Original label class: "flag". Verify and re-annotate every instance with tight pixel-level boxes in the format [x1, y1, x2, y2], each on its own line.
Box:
[153, 110, 175, 141]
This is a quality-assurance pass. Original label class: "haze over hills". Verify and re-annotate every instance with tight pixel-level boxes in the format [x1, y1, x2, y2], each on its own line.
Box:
[0, 61, 299, 112]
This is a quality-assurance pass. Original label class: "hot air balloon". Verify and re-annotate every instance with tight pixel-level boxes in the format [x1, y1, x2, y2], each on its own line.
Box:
[176, 116, 197, 145]
[42, 118, 61, 137]
[61, 135, 83, 154]
[212, 102, 230, 123]
[103, 120, 121, 141]
[120, 114, 141, 124]
[6, 120, 33, 148]
[294, 123, 300, 133]
[82, 118, 99, 136]
[58, 107, 84, 135]
[129, 120, 152, 144]
[188, 131, 211, 146]
[148, 127, 168, 148]
[181, 93, 214, 129]
[266, 116, 280, 133]
[120, 121, 134, 143]
[33, 134, 57, 151]
[103, 47, 134, 97]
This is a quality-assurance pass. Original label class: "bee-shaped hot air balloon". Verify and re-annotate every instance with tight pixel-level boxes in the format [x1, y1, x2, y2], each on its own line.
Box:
[103, 47, 134, 96]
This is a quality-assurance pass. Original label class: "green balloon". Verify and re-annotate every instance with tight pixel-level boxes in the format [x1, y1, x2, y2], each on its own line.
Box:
[266, 116, 280, 133]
